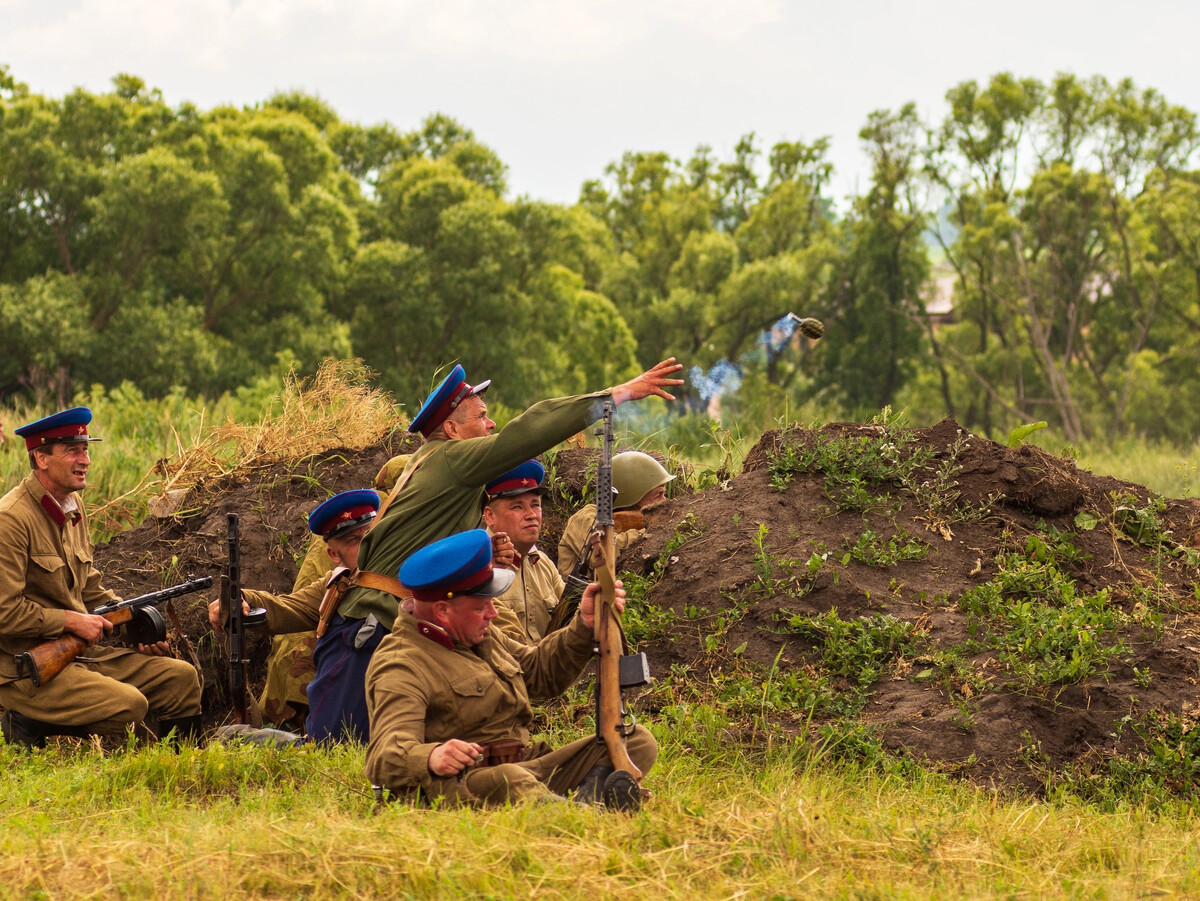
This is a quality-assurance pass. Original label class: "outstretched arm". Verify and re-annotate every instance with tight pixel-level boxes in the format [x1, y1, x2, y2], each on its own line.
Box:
[611, 358, 685, 406]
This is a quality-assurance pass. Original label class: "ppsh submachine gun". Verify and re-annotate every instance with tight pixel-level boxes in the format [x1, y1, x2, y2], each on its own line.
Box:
[17, 576, 214, 687]
[220, 512, 267, 725]
[590, 398, 652, 780]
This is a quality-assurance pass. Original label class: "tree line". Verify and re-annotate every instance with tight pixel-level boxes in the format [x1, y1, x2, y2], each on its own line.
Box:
[2, 66, 1198, 443]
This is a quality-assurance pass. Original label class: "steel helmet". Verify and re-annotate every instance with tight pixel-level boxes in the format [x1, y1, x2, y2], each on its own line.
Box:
[612, 451, 674, 509]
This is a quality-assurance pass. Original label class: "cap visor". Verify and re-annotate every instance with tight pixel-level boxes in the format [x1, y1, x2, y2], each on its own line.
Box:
[467, 567, 515, 598]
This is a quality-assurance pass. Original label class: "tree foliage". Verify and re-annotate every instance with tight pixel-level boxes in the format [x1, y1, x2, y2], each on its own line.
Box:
[4, 67, 1200, 444]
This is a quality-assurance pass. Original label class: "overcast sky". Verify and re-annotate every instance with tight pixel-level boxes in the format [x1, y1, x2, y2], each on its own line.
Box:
[3, 1, 1198, 206]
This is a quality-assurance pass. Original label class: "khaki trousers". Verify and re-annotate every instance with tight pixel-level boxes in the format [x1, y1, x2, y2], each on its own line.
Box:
[0, 647, 201, 732]
[455, 725, 659, 806]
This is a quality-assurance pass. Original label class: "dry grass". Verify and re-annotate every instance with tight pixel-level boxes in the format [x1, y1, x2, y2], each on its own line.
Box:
[89, 359, 402, 537]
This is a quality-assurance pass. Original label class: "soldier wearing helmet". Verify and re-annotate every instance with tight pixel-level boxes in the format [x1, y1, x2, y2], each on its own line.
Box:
[556, 451, 675, 581]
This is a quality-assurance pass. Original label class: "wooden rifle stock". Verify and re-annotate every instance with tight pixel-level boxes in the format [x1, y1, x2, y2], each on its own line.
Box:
[594, 524, 641, 778]
[20, 606, 137, 688]
[548, 510, 647, 635]
[592, 397, 642, 779]
[612, 510, 646, 533]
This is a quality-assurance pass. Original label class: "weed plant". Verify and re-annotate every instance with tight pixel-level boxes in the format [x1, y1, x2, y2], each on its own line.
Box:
[622, 514, 705, 645]
[957, 531, 1148, 687]
[774, 608, 918, 713]
[847, 527, 930, 567]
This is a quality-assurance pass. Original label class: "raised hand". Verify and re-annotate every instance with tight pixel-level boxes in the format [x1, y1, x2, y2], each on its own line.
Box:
[611, 358, 685, 405]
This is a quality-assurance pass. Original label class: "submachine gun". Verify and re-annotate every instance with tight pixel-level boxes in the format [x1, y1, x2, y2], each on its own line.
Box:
[220, 513, 266, 724]
[590, 399, 651, 780]
[17, 576, 214, 687]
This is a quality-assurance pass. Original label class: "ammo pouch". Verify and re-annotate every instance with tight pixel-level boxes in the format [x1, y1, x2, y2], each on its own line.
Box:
[480, 739, 529, 767]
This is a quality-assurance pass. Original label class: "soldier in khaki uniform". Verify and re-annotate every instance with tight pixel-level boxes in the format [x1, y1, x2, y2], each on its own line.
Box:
[558, 451, 675, 579]
[365, 529, 657, 809]
[207, 489, 379, 739]
[482, 460, 562, 643]
[316, 359, 681, 743]
[341, 359, 683, 631]
[0, 407, 202, 747]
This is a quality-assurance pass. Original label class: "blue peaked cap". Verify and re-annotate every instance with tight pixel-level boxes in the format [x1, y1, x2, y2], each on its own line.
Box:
[485, 459, 545, 500]
[401, 529, 514, 603]
[308, 489, 380, 540]
[408, 364, 491, 438]
[15, 406, 103, 450]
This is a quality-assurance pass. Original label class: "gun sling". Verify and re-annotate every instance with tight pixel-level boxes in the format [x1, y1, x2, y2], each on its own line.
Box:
[314, 446, 432, 637]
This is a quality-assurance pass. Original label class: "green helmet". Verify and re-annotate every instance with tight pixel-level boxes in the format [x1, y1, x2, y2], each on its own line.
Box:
[612, 452, 675, 509]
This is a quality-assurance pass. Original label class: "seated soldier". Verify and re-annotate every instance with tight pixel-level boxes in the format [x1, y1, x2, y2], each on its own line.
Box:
[0, 407, 202, 747]
[208, 489, 380, 742]
[256, 451, 412, 732]
[482, 460, 562, 643]
[557, 451, 675, 579]
[365, 529, 657, 810]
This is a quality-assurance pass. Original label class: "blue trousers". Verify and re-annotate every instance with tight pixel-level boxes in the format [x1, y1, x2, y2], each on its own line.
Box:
[306, 614, 385, 743]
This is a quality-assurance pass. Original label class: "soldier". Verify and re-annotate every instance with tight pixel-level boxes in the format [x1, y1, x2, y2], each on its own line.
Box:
[254, 488, 384, 732]
[482, 460, 562, 643]
[207, 489, 379, 741]
[256, 450, 419, 731]
[317, 357, 682, 737]
[557, 451, 676, 579]
[365, 529, 657, 809]
[0, 407, 202, 747]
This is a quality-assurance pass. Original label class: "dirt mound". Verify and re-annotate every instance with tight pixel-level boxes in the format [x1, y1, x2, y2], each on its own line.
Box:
[626, 419, 1200, 792]
[92, 418, 1200, 793]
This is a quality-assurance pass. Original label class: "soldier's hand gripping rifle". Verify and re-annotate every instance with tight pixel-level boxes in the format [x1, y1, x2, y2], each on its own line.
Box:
[591, 399, 651, 780]
[220, 513, 266, 725]
[17, 576, 214, 687]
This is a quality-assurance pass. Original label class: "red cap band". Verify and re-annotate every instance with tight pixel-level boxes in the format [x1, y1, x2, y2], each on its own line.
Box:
[411, 562, 494, 603]
[24, 423, 91, 451]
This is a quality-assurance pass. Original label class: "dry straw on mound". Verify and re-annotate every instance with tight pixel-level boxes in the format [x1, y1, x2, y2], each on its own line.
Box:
[92, 359, 403, 535]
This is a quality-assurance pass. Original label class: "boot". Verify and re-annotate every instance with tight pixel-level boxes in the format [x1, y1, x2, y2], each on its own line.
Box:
[1, 710, 96, 749]
[601, 769, 643, 813]
[2, 709, 47, 749]
[157, 715, 204, 747]
[573, 763, 614, 805]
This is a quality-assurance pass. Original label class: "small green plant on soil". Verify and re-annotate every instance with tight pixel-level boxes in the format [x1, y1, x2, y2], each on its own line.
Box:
[1082, 492, 1200, 573]
[622, 513, 704, 644]
[912, 646, 992, 701]
[1049, 707, 1200, 808]
[775, 608, 918, 713]
[705, 653, 858, 720]
[766, 416, 991, 525]
[745, 523, 811, 601]
[958, 531, 1139, 687]
[847, 527, 930, 567]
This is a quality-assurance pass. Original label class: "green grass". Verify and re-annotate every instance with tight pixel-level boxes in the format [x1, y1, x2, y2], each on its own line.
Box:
[4, 716, 1200, 898]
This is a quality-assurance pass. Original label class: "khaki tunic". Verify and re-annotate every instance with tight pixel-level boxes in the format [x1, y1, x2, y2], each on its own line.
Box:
[492, 547, 563, 644]
[0, 474, 200, 727]
[344, 391, 612, 629]
[556, 504, 644, 579]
